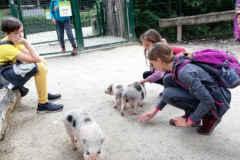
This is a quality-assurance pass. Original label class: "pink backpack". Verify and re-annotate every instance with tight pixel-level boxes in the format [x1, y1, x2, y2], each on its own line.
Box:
[173, 49, 240, 88]
[234, 0, 240, 42]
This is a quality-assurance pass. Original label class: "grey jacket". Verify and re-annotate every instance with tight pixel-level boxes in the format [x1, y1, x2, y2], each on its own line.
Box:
[156, 55, 231, 122]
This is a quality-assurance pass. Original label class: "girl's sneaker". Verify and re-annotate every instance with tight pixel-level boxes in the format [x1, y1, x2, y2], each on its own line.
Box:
[197, 117, 221, 135]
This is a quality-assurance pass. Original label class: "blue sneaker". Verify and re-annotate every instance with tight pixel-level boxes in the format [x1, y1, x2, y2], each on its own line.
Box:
[37, 102, 63, 113]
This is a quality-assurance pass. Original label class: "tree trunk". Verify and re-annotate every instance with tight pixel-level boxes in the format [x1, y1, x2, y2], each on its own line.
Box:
[101, 0, 126, 38]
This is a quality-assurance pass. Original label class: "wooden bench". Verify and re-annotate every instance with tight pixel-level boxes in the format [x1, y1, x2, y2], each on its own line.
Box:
[0, 88, 21, 140]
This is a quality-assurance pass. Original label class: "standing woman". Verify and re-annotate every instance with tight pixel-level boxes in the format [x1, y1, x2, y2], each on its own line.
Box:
[138, 42, 231, 135]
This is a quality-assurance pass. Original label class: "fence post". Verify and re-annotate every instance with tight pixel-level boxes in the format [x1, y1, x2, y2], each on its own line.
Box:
[15, 0, 27, 39]
[177, 25, 182, 43]
[127, 0, 136, 42]
[8, 0, 18, 18]
[71, 0, 84, 50]
[124, 0, 129, 40]
[178, 0, 182, 16]
[99, 2, 106, 35]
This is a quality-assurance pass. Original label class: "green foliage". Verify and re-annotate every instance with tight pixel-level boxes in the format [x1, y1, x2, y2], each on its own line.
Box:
[134, 9, 160, 38]
[0, 9, 11, 38]
[80, 8, 97, 27]
[22, 8, 97, 34]
[0, 0, 9, 9]
[133, 0, 235, 41]
[23, 16, 56, 34]
[182, 22, 233, 40]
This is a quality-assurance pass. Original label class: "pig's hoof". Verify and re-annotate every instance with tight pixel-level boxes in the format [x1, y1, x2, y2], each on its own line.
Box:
[120, 112, 124, 116]
[133, 112, 138, 115]
[113, 106, 117, 108]
[73, 147, 77, 151]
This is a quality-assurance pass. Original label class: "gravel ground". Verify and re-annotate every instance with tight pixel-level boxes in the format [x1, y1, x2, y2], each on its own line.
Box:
[0, 40, 240, 160]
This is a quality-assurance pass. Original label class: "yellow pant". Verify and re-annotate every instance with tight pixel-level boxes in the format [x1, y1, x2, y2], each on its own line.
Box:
[34, 58, 48, 104]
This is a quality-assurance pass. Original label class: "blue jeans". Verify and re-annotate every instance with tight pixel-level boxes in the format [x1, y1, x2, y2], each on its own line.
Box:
[56, 19, 76, 48]
[162, 74, 213, 117]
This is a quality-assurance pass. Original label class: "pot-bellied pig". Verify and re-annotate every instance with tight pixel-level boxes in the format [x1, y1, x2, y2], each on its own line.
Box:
[63, 110, 104, 160]
[121, 83, 146, 115]
[105, 82, 125, 108]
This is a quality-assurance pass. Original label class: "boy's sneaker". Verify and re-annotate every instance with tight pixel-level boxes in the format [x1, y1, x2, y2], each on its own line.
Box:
[37, 102, 63, 113]
[61, 48, 66, 52]
[48, 93, 61, 101]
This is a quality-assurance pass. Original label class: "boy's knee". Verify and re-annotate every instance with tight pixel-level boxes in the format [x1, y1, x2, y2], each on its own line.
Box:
[36, 62, 46, 72]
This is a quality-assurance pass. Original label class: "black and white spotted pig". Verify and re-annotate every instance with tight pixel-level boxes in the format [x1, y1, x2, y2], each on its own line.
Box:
[120, 83, 146, 115]
[63, 110, 104, 160]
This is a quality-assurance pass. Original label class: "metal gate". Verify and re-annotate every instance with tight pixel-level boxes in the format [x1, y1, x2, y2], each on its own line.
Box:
[8, 0, 135, 56]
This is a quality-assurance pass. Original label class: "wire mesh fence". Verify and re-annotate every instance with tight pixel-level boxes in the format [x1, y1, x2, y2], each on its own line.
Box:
[5, 0, 129, 55]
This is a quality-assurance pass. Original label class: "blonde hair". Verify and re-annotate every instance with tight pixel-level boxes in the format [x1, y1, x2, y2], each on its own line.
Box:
[147, 42, 174, 63]
[140, 29, 163, 66]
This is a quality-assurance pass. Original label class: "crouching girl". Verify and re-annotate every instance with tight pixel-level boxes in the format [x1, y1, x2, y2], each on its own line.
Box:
[138, 42, 231, 135]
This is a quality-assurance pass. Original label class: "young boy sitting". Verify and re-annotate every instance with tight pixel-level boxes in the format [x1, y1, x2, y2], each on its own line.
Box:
[0, 16, 63, 113]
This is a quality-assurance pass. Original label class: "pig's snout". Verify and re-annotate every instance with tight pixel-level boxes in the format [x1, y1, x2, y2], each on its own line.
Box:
[86, 153, 100, 160]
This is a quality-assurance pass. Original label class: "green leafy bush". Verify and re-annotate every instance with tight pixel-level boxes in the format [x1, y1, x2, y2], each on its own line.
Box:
[23, 16, 56, 34]
[133, 0, 235, 41]
[80, 8, 97, 27]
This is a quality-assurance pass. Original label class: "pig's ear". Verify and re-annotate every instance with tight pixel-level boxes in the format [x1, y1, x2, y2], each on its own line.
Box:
[101, 138, 105, 144]
[82, 139, 87, 144]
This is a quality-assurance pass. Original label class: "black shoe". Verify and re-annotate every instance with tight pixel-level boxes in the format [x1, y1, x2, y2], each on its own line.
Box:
[48, 93, 61, 101]
[37, 102, 63, 113]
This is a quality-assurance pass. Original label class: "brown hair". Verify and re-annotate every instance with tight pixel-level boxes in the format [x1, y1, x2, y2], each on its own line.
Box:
[140, 29, 163, 66]
[140, 29, 162, 44]
[1, 17, 23, 34]
[147, 42, 174, 63]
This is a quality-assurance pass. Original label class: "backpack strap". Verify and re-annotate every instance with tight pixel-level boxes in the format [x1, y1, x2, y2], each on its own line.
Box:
[172, 55, 191, 81]
[51, 0, 58, 19]
[0, 41, 13, 45]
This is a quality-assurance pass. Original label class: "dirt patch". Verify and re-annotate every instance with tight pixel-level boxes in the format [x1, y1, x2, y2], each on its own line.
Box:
[1, 40, 240, 160]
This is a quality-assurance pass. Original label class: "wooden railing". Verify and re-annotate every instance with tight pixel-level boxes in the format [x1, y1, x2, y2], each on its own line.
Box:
[159, 10, 235, 42]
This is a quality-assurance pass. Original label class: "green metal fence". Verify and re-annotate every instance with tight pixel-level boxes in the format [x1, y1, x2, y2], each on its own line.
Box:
[6, 0, 133, 56]
[133, 0, 235, 42]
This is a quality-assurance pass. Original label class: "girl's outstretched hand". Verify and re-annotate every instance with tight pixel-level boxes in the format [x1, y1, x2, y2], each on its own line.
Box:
[138, 108, 158, 123]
